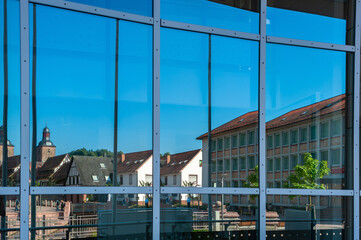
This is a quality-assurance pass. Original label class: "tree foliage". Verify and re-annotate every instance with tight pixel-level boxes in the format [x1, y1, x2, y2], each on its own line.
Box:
[68, 148, 124, 157]
[286, 153, 330, 189]
[244, 165, 259, 188]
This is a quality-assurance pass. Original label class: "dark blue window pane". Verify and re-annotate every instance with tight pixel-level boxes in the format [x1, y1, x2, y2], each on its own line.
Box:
[162, 0, 259, 33]
[68, 0, 152, 17]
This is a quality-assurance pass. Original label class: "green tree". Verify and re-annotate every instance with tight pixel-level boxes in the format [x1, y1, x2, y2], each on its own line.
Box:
[244, 165, 259, 200]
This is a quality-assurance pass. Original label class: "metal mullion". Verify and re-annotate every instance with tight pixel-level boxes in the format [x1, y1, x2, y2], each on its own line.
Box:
[153, 0, 161, 239]
[30, 186, 152, 195]
[353, 0, 361, 239]
[29, 0, 153, 25]
[267, 188, 354, 196]
[267, 36, 355, 52]
[161, 187, 259, 195]
[0, 187, 19, 195]
[161, 19, 260, 41]
[259, 0, 267, 239]
[19, 0, 30, 239]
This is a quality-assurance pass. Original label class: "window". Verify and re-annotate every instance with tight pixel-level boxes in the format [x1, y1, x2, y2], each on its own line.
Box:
[282, 132, 289, 146]
[275, 158, 281, 171]
[267, 159, 273, 172]
[331, 148, 341, 165]
[188, 175, 197, 185]
[119, 175, 123, 185]
[173, 175, 177, 185]
[248, 131, 255, 145]
[218, 160, 223, 171]
[224, 137, 230, 149]
[129, 174, 133, 185]
[99, 163, 106, 169]
[232, 180, 239, 187]
[224, 159, 230, 171]
[128, 194, 134, 199]
[211, 161, 216, 173]
[239, 133, 246, 146]
[248, 156, 255, 169]
[211, 140, 216, 152]
[105, 175, 110, 181]
[300, 127, 307, 142]
[291, 130, 298, 144]
[275, 181, 281, 188]
[164, 176, 168, 186]
[331, 119, 341, 136]
[232, 158, 238, 171]
[274, 133, 280, 147]
[267, 135, 273, 149]
[282, 156, 289, 170]
[321, 150, 329, 161]
[92, 175, 99, 182]
[239, 157, 246, 170]
[310, 152, 317, 159]
[310, 125, 317, 141]
[232, 135, 238, 148]
[320, 122, 329, 139]
[145, 174, 152, 183]
[291, 155, 298, 169]
[267, 182, 274, 188]
[217, 138, 223, 151]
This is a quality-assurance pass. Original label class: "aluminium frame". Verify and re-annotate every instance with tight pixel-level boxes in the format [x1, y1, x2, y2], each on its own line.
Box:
[8, 0, 360, 239]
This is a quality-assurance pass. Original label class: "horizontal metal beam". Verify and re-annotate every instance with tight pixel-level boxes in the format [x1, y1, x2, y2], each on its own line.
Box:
[161, 19, 260, 41]
[29, 0, 153, 25]
[161, 187, 259, 195]
[267, 36, 355, 52]
[30, 186, 152, 195]
[267, 188, 354, 196]
[0, 187, 19, 195]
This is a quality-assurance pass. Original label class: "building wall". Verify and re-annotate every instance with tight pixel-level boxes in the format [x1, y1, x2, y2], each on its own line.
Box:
[0, 145, 15, 163]
[36, 146, 56, 163]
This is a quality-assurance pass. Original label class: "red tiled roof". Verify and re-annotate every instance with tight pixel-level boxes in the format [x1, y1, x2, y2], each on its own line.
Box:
[197, 94, 345, 138]
[0, 155, 20, 179]
[197, 111, 258, 139]
[160, 149, 201, 175]
[266, 94, 345, 129]
[117, 150, 153, 173]
[51, 161, 72, 185]
[36, 154, 69, 180]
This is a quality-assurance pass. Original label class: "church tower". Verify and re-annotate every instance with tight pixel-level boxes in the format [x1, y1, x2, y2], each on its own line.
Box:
[0, 125, 15, 164]
[36, 125, 56, 163]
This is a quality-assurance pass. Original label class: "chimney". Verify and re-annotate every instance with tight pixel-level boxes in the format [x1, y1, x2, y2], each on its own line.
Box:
[166, 155, 171, 164]
[121, 153, 125, 163]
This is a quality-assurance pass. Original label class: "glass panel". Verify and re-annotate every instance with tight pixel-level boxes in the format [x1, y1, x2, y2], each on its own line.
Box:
[0, 0, 20, 187]
[161, 0, 259, 33]
[266, 44, 352, 189]
[160, 28, 208, 188]
[0, 195, 20, 239]
[266, 195, 352, 240]
[267, 0, 354, 45]
[117, 21, 153, 188]
[160, 193, 258, 238]
[210, 35, 258, 189]
[32, 6, 116, 187]
[30, 194, 152, 239]
[66, 0, 152, 17]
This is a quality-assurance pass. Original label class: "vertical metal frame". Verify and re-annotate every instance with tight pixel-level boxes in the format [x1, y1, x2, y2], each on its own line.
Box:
[153, 0, 161, 238]
[19, 0, 30, 239]
[354, 0, 361, 238]
[259, 0, 267, 239]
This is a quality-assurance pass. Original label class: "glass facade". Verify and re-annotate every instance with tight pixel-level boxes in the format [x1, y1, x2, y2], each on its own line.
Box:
[0, 0, 360, 239]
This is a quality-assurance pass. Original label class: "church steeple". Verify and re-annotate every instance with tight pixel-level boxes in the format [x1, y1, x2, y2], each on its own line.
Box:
[36, 124, 56, 163]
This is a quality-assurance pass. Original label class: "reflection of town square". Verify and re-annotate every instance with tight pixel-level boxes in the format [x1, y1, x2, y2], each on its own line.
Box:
[0, 95, 348, 239]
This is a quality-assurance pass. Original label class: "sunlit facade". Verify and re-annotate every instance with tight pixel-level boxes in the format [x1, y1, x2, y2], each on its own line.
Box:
[0, 0, 360, 239]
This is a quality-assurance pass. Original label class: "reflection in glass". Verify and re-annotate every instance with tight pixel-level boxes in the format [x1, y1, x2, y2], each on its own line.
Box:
[0, 195, 20, 239]
[30, 194, 152, 239]
[160, 28, 208, 188]
[160, 194, 258, 238]
[0, 0, 20, 187]
[65, 0, 152, 17]
[267, 0, 354, 44]
[266, 195, 352, 240]
[161, 0, 259, 33]
[203, 35, 258, 188]
[266, 44, 352, 190]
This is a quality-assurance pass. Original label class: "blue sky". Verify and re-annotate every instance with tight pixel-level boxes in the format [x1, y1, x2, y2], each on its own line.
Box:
[0, 0, 347, 155]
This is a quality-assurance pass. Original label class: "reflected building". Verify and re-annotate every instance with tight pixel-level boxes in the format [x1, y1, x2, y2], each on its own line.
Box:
[199, 94, 346, 208]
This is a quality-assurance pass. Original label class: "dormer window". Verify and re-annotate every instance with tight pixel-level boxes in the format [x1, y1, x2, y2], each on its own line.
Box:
[92, 175, 99, 182]
[99, 163, 106, 169]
